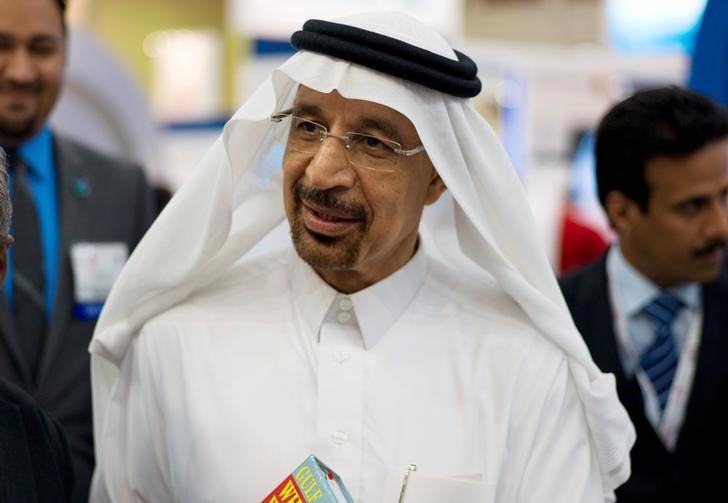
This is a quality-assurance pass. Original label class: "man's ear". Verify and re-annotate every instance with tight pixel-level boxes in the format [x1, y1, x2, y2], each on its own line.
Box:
[424, 170, 447, 206]
[604, 191, 642, 235]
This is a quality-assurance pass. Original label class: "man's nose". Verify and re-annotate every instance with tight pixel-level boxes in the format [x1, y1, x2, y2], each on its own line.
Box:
[707, 197, 728, 239]
[304, 135, 356, 190]
[5, 49, 37, 84]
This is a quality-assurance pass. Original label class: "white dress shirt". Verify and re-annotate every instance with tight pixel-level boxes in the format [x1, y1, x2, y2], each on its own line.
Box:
[92, 246, 603, 502]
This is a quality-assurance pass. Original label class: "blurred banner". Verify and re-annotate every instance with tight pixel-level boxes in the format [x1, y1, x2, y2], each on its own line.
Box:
[144, 29, 224, 121]
[688, 0, 728, 108]
[49, 28, 163, 186]
[229, 0, 463, 40]
[606, 0, 706, 53]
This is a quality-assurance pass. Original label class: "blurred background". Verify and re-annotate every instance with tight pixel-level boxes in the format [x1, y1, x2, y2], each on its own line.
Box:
[57, 0, 723, 273]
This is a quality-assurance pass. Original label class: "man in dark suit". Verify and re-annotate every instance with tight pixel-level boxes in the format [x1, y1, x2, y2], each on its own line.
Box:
[0, 149, 74, 502]
[0, 0, 155, 501]
[560, 87, 728, 502]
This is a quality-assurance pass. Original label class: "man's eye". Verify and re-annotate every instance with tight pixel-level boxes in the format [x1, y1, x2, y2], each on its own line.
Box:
[31, 44, 56, 55]
[364, 136, 384, 148]
[297, 120, 319, 134]
[678, 199, 705, 216]
[354, 134, 390, 151]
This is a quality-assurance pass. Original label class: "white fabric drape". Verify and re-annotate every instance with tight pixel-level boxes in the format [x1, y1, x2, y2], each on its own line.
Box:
[90, 11, 634, 498]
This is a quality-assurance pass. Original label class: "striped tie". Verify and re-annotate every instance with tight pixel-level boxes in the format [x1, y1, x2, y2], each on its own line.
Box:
[640, 293, 683, 413]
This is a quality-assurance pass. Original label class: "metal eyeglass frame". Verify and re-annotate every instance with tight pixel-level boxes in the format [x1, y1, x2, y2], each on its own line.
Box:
[270, 110, 426, 171]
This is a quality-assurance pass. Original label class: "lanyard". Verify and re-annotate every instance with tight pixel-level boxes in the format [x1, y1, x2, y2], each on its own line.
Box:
[607, 269, 703, 450]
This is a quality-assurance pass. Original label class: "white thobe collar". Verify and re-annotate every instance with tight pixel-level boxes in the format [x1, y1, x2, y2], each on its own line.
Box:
[290, 243, 428, 349]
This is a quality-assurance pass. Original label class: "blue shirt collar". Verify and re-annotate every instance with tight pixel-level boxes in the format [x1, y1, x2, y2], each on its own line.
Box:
[608, 243, 700, 316]
[16, 126, 53, 176]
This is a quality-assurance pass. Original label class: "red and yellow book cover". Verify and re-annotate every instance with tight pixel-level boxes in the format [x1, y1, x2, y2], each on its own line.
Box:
[263, 474, 306, 503]
[261, 455, 354, 503]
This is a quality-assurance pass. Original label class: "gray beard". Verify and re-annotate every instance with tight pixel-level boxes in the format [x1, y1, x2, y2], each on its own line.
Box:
[289, 216, 364, 271]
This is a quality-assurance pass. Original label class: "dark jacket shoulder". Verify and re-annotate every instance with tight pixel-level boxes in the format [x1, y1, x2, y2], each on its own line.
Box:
[53, 133, 147, 179]
[558, 253, 608, 304]
[0, 379, 74, 502]
[52, 132, 157, 241]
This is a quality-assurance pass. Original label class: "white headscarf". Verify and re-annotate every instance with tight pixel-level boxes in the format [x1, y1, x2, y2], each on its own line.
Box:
[90, 11, 634, 497]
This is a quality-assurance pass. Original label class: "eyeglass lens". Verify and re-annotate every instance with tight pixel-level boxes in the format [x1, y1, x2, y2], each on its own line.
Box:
[285, 117, 400, 172]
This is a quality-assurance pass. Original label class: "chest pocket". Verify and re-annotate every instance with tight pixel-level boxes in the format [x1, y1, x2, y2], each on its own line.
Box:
[386, 471, 495, 502]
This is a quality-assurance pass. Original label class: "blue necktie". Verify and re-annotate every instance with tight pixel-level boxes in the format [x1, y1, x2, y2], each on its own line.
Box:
[640, 293, 683, 413]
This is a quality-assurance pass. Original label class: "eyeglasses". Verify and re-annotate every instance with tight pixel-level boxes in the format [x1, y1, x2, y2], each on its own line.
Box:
[270, 111, 426, 172]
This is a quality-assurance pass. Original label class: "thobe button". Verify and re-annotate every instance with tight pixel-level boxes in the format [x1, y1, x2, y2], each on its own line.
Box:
[338, 298, 353, 311]
[333, 350, 350, 363]
[332, 430, 349, 445]
[336, 311, 352, 324]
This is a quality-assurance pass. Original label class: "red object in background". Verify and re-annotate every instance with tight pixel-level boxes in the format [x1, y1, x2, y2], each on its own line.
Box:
[559, 208, 609, 275]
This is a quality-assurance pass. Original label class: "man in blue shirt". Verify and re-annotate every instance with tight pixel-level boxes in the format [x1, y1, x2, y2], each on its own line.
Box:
[560, 87, 728, 502]
[0, 1, 155, 501]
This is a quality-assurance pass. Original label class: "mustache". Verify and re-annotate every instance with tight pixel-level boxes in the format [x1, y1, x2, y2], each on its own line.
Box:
[694, 237, 727, 257]
[294, 184, 368, 221]
[0, 81, 40, 93]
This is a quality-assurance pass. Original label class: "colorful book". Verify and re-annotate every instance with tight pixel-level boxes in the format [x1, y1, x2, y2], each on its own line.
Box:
[262, 455, 355, 503]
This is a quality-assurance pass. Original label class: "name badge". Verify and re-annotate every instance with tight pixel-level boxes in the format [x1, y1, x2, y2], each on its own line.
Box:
[70, 242, 128, 321]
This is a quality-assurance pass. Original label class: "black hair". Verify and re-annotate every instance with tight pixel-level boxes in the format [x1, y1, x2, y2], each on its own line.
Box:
[56, 0, 67, 31]
[595, 86, 728, 211]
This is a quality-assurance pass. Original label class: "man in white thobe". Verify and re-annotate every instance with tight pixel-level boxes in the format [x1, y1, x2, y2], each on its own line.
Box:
[89, 12, 635, 503]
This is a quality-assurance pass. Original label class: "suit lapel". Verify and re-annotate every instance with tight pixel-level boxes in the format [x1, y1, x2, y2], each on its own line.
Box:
[36, 136, 94, 384]
[674, 264, 728, 454]
[571, 256, 625, 377]
[566, 256, 664, 448]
